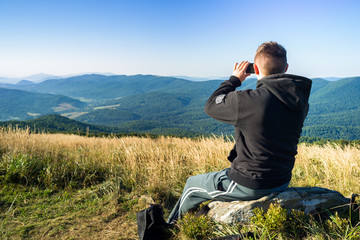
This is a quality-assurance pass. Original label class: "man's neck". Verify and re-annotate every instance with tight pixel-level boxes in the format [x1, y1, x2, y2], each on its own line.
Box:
[256, 74, 265, 80]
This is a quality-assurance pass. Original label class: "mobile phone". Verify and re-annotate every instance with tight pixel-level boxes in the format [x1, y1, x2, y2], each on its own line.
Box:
[246, 63, 255, 74]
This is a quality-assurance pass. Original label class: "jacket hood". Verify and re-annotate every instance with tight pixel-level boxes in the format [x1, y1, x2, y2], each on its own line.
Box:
[257, 74, 312, 112]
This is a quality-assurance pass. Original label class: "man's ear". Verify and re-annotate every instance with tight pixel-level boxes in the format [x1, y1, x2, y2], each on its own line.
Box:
[254, 63, 260, 75]
[284, 64, 289, 73]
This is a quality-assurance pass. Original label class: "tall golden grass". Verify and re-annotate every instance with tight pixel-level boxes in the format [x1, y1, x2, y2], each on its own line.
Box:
[295, 143, 360, 196]
[1, 127, 359, 197]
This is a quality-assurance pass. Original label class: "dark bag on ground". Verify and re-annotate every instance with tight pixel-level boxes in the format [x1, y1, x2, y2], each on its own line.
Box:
[136, 204, 171, 240]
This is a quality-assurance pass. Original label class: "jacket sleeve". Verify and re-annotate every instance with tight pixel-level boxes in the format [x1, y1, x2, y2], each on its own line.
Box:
[204, 76, 241, 126]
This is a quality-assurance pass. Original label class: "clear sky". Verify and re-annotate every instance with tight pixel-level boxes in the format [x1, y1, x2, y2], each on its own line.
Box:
[0, 0, 359, 79]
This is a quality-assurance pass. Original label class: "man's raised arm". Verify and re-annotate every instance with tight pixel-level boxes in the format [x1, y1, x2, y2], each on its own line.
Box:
[204, 61, 250, 126]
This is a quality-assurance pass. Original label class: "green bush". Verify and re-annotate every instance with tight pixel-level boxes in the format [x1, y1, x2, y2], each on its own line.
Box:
[251, 203, 288, 234]
[287, 209, 308, 239]
[178, 214, 216, 240]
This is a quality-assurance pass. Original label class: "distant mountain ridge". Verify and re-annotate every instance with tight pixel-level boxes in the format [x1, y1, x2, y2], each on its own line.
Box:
[0, 72, 116, 84]
[0, 73, 62, 84]
[1, 74, 360, 140]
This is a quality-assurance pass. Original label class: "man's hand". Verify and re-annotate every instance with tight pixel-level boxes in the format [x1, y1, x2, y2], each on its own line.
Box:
[231, 61, 251, 83]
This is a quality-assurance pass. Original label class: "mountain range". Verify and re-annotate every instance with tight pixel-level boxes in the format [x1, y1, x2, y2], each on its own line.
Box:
[0, 73, 62, 84]
[0, 74, 359, 140]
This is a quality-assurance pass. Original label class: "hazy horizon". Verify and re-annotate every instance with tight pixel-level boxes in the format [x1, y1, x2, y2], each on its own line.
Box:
[0, 72, 354, 85]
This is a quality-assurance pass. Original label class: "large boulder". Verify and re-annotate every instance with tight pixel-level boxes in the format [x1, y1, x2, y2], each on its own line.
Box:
[207, 187, 350, 224]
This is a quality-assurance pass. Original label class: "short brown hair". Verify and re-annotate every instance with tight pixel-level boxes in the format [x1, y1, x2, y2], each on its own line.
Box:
[254, 41, 287, 76]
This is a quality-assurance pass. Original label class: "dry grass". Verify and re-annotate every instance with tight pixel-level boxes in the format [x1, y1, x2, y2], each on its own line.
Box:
[1, 127, 359, 196]
[1, 127, 359, 239]
[294, 144, 360, 196]
[0, 126, 360, 195]
[0, 127, 232, 193]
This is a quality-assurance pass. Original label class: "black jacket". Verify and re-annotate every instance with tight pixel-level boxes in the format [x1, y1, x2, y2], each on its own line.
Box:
[205, 74, 312, 189]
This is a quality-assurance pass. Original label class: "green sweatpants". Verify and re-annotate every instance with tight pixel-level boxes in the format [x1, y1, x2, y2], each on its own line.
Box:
[167, 168, 289, 223]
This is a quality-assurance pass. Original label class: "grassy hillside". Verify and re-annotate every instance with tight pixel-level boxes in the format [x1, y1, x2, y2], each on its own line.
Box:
[0, 129, 359, 239]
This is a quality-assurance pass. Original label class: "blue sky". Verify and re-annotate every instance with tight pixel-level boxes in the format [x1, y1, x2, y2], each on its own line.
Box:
[0, 0, 359, 78]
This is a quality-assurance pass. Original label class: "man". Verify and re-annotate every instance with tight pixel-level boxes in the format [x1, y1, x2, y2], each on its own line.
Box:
[167, 41, 312, 223]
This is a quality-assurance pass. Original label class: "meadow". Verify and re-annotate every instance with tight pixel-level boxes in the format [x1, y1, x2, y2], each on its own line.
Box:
[0, 127, 360, 239]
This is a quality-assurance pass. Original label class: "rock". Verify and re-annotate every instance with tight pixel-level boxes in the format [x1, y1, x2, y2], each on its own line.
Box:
[207, 187, 350, 224]
[137, 195, 155, 205]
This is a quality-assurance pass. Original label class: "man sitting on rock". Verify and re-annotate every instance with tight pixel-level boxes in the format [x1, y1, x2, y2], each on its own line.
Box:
[167, 41, 312, 223]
